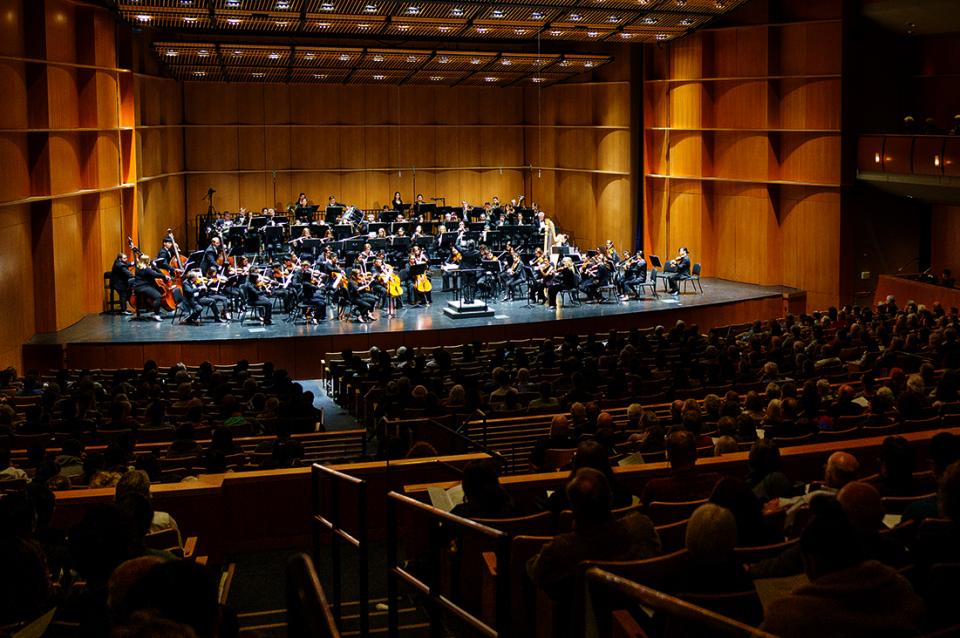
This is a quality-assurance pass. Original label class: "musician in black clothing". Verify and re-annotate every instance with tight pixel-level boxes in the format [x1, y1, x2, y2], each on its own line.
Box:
[201, 267, 231, 319]
[459, 239, 482, 304]
[348, 270, 377, 323]
[620, 250, 647, 299]
[392, 191, 403, 210]
[548, 257, 578, 307]
[110, 253, 135, 314]
[155, 238, 175, 272]
[241, 273, 273, 324]
[664, 246, 691, 295]
[133, 255, 168, 321]
[200, 237, 223, 275]
[500, 245, 524, 301]
[294, 261, 327, 323]
[579, 256, 609, 302]
[180, 271, 226, 324]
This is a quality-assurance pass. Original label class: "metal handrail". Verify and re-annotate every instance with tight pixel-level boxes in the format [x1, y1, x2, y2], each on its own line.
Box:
[312, 463, 369, 637]
[386, 491, 511, 638]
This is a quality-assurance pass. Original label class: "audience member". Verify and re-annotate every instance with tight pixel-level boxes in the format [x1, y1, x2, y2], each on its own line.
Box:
[640, 430, 722, 506]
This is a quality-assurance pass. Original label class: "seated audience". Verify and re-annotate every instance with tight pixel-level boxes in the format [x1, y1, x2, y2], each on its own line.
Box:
[528, 415, 576, 471]
[451, 460, 518, 520]
[640, 430, 722, 506]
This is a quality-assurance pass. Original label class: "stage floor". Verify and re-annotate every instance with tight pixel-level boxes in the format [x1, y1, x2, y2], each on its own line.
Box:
[28, 278, 793, 346]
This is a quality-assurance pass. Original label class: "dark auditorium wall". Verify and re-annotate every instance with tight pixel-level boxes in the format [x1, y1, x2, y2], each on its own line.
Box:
[932, 205, 960, 276]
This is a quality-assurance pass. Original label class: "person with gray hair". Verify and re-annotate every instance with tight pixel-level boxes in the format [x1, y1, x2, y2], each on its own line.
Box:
[677, 503, 757, 596]
[527, 468, 659, 601]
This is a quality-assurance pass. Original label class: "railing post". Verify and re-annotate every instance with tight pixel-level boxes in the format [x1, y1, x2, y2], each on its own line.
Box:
[358, 481, 369, 638]
[386, 494, 399, 638]
[494, 532, 511, 638]
[330, 472, 342, 626]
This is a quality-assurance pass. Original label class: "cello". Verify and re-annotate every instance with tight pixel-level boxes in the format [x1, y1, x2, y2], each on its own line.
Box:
[128, 237, 180, 311]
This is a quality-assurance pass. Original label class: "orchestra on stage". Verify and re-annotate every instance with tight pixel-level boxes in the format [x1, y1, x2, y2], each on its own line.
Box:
[109, 193, 697, 326]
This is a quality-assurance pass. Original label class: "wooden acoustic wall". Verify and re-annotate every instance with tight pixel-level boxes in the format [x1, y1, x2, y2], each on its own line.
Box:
[643, 0, 845, 310]
[932, 205, 960, 276]
[0, 0, 137, 369]
[178, 48, 633, 252]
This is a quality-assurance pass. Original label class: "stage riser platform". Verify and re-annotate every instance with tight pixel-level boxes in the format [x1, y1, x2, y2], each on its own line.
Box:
[23, 291, 790, 378]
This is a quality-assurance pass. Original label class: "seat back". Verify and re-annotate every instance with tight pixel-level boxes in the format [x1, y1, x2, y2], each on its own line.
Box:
[655, 518, 689, 554]
[541, 447, 577, 471]
[583, 549, 690, 594]
[733, 538, 797, 564]
[692, 263, 701, 276]
[474, 510, 555, 537]
[675, 589, 764, 627]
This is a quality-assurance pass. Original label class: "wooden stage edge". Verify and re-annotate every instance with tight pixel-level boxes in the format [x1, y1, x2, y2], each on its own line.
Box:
[22, 292, 801, 378]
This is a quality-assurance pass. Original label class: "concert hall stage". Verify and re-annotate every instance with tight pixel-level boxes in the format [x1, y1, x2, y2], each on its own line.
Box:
[23, 278, 803, 378]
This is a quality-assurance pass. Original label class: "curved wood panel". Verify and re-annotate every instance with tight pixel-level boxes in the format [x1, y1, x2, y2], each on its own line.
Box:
[881, 136, 913, 175]
[857, 135, 885, 173]
[912, 136, 946, 176]
[945, 138, 960, 178]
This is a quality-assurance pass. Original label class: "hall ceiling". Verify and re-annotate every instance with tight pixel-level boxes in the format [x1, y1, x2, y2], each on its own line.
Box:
[107, 0, 748, 84]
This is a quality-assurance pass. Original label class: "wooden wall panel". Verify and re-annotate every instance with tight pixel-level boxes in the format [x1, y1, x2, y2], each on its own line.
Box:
[184, 128, 239, 171]
[712, 184, 782, 285]
[46, 66, 80, 129]
[557, 129, 597, 171]
[669, 83, 705, 129]
[597, 130, 630, 175]
[595, 175, 632, 251]
[47, 133, 82, 195]
[780, 188, 840, 310]
[0, 134, 31, 203]
[711, 81, 768, 129]
[778, 134, 840, 183]
[778, 22, 841, 76]
[237, 127, 267, 170]
[669, 132, 706, 178]
[44, 0, 77, 63]
[0, 205, 34, 369]
[0, 62, 29, 129]
[593, 84, 630, 127]
[713, 132, 773, 180]
[778, 79, 840, 130]
[51, 198, 85, 330]
[669, 35, 705, 80]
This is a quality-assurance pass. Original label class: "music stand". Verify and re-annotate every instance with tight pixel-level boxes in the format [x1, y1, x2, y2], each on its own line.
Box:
[418, 203, 437, 218]
[649, 255, 663, 269]
[296, 205, 317, 222]
[368, 222, 389, 236]
[379, 210, 398, 223]
[249, 216, 269, 230]
[333, 224, 353, 240]
[392, 236, 411, 253]
[326, 206, 344, 224]
[519, 264, 538, 309]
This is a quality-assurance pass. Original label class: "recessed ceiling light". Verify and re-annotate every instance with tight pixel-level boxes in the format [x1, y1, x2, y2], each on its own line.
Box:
[643, 16, 657, 23]
[372, 54, 384, 62]
[438, 56, 449, 64]
[320, 2, 334, 9]
[550, 29, 562, 35]
[491, 9, 504, 18]
[587, 31, 598, 37]
[373, 74, 385, 80]
[406, 55, 417, 62]
[406, 5, 420, 14]
[470, 58, 481, 64]
[304, 52, 315, 59]
[484, 76, 498, 82]
[676, 0, 686, 6]
[233, 50, 242, 56]
[136, 14, 151, 22]
[198, 49, 209, 56]
[226, 0, 239, 6]
[476, 26, 487, 33]
[620, 32, 632, 38]
[656, 32, 669, 40]
[314, 73, 327, 79]
[358, 23, 370, 28]
[608, 15, 620, 22]
[339, 54, 349, 61]
[180, 0, 193, 5]
[253, 72, 266, 78]
[680, 18, 692, 25]
[515, 28, 526, 34]
[532, 77, 544, 83]
[438, 26, 450, 31]
[183, 16, 197, 23]
[569, 13, 582, 20]
[194, 71, 206, 76]
[269, 52, 280, 59]
[166, 50, 177, 57]
[451, 7, 464, 16]
[430, 75, 442, 81]
[226, 18, 241, 25]
[501, 58, 511, 65]
[364, 4, 377, 12]
[531, 11, 543, 19]
[276, 21, 289, 26]
[584, 61, 594, 68]
[277, 1, 290, 8]
[559, 60, 570, 66]
[316, 22, 329, 28]
[397, 24, 409, 30]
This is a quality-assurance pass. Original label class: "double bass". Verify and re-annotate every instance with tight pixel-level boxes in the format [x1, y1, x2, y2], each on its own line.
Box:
[128, 236, 180, 311]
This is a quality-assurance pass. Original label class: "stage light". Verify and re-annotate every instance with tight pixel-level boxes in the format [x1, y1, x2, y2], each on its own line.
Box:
[621, 32, 632, 38]
[269, 52, 280, 59]
[314, 73, 327, 79]
[531, 11, 543, 19]
[430, 75, 442, 81]
[484, 76, 498, 82]
[184, 16, 197, 23]
[226, 18, 241, 25]
[252, 72, 266, 78]
[372, 54, 384, 62]
[608, 15, 620, 22]
[198, 49, 209, 56]
[166, 50, 177, 57]
[438, 56, 449, 64]
[339, 54, 350, 61]
[643, 16, 657, 24]
[501, 58, 512, 65]
[373, 74, 385, 80]
[451, 7, 464, 16]
[320, 2, 334, 10]
[194, 71, 206, 77]
[136, 14, 151, 22]
[476, 26, 487, 33]
[406, 6, 420, 14]
[569, 13, 582, 20]
[491, 9, 504, 18]
[874, 153, 881, 164]
[587, 31, 598, 37]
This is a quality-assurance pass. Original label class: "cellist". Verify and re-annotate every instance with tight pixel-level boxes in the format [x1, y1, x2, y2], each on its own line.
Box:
[133, 255, 169, 321]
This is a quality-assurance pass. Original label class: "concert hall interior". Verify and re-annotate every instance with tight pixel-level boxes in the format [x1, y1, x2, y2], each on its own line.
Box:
[3, 0, 960, 636]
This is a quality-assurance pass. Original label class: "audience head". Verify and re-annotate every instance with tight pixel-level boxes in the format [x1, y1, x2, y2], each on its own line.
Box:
[596, 411, 614, 431]
[566, 467, 612, 529]
[800, 496, 864, 580]
[121, 560, 220, 638]
[550, 414, 570, 438]
[685, 503, 738, 562]
[836, 481, 884, 534]
[825, 451, 859, 489]
[666, 429, 697, 470]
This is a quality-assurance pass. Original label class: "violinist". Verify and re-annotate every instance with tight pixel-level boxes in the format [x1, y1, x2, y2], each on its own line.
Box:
[604, 240, 621, 266]
[548, 257, 579, 308]
[295, 261, 327, 323]
[200, 236, 223, 275]
[401, 255, 421, 306]
[241, 272, 273, 325]
[110, 252, 135, 315]
[348, 268, 378, 323]
[181, 271, 227, 325]
[478, 244, 499, 299]
[133, 255, 169, 321]
[664, 246, 691, 295]
[411, 224, 424, 240]
[620, 250, 647, 300]
[500, 244, 524, 301]
[579, 253, 609, 303]
[441, 246, 461, 292]
[202, 267, 232, 319]
[376, 259, 403, 317]
[357, 243, 375, 266]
